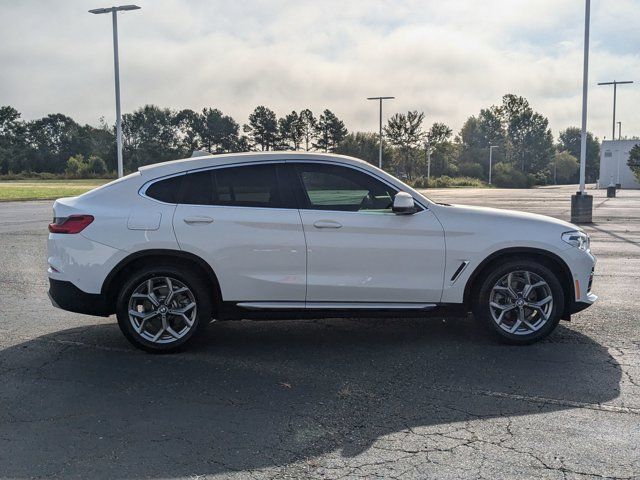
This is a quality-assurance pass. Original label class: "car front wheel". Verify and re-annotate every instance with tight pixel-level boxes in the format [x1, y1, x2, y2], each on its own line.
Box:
[474, 259, 565, 344]
[116, 265, 212, 353]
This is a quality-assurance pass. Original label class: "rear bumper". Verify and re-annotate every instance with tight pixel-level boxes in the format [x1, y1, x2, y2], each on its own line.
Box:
[48, 278, 110, 317]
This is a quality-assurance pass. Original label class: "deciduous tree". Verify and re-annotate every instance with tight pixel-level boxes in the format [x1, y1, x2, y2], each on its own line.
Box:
[122, 105, 181, 170]
[336, 132, 391, 165]
[384, 110, 425, 179]
[0, 106, 28, 173]
[497, 94, 554, 175]
[627, 144, 640, 183]
[553, 150, 579, 184]
[558, 127, 600, 182]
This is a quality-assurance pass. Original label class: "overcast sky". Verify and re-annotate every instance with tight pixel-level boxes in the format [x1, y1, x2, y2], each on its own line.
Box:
[2, 0, 639, 140]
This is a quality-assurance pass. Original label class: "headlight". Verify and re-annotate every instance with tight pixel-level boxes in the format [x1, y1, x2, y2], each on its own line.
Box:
[562, 231, 590, 251]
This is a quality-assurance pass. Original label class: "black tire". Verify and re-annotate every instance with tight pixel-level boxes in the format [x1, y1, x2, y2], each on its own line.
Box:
[472, 259, 565, 345]
[116, 264, 213, 353]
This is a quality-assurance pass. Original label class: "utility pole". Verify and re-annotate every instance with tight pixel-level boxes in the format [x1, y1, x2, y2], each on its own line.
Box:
[571, 0, 593, 223]
[366, 96, 395, 169]
[90, 4, 141, 178]
[597, 80, 633, 142]
[489, 145, 498, 185]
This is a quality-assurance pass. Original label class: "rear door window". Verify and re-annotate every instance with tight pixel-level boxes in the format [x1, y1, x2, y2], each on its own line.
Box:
[179, 164, 288, 208]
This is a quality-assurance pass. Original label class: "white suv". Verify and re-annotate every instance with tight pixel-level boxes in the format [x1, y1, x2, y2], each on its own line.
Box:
[47, 152, 596, 352]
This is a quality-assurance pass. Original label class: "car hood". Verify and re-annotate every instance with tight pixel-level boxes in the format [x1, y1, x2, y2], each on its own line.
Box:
[430, 203, 581, 248]
[442, 204, 578, 230]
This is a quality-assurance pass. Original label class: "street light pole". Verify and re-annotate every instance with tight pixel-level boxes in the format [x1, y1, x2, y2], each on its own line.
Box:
[366, 96, 395, 169]
[571, 0, 593, 223]
[90, 4, 141, 178]
[598, 80, 633, 142]
[489, 145, 498, 185]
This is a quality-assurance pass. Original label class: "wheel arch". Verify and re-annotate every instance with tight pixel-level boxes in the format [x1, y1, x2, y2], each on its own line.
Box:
[463, 247, 574, 317]
[101, 249, 222, 315]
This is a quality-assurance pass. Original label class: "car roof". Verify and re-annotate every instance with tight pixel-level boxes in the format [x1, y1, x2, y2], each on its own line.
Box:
[137, 151, 373, 178]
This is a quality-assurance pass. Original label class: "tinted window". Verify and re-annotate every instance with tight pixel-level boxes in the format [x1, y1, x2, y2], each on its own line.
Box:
[145, 175, 184, 203]
[182, 170, 214, 205]
[294, 164, 398, 212]
[180, 164, 284, 208]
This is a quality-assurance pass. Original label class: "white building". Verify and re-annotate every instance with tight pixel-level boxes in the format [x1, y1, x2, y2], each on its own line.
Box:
[599, 139, 640, 189]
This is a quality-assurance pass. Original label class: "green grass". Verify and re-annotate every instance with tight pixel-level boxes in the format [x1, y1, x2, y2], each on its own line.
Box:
[0, 179, 111, 202]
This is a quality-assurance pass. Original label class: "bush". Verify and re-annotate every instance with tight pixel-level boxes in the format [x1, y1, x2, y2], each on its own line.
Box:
[409, 175, 488, 189]
[65, 154, 109, 178]
[0, 171, 61, 180]
[491, 162, 531, 188]
[412, 176, 429, 188]
[530, 171, 550, 186]
[87, 155, 107, 175]
[66, 154, 85, 178]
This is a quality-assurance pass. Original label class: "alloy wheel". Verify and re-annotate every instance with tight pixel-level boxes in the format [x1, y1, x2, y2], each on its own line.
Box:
[489, 270, 553, 336]
[127, 276, 197, 344]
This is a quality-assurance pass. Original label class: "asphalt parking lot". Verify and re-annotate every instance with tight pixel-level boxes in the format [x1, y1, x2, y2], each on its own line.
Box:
[0, 185, 638, 479]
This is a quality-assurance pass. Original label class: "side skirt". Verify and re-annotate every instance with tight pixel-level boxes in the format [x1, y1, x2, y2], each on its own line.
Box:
[218, 302, 469, 321]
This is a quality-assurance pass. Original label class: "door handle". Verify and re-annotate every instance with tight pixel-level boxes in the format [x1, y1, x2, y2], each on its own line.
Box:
[183, 216, 214, 225]
[313, 220, 342, 229]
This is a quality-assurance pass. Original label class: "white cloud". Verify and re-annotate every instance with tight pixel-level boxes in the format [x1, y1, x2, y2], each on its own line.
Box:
[1, 0, 639, 141]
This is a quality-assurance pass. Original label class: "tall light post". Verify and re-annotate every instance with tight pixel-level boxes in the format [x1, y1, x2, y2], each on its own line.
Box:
[597, 80, 633, 142]
[571, 0, 593, 223]
[366, 96, 395, 169]
[488, 145, 498, 185]
[90, 4, 141, 178]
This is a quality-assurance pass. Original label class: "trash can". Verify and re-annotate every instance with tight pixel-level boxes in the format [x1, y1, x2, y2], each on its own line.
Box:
[607, 185, 616, 198]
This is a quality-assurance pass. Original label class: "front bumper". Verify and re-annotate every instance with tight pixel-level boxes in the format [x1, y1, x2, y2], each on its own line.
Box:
[48, 278, 110, 317]
[559, 247, 597, 318]
[566, 291, 598, 316]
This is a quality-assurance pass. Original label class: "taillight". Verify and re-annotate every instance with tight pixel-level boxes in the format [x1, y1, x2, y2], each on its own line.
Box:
[48, 215, 94, 234]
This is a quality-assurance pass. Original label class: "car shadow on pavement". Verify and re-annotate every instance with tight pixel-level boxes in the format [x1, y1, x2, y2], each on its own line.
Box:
[0, 316, 621, 478]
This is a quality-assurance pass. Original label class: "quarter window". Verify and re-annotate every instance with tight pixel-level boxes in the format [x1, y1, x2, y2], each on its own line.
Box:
[145, 175, 184, 204]
[294, 163, 398, 212]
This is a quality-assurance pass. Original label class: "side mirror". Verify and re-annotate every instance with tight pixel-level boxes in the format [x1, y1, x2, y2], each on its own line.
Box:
[392, 192, 417, 215]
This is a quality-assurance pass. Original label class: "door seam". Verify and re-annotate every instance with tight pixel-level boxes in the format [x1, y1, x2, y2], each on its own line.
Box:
[296, 208, 309, 307]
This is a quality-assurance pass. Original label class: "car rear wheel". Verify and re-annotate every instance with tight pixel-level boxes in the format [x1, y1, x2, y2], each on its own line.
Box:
[116, 265, 212, 353]
[473, 259, 565, 344]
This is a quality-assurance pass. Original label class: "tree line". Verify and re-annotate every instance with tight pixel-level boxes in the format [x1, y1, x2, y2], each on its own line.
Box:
[0, 94, 601, 187]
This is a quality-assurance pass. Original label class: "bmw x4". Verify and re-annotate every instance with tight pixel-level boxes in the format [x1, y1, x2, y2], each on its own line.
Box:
[47, 152, 596, 352]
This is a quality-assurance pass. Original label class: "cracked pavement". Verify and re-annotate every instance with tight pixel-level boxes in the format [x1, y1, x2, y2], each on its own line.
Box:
[0, 185, 638, 479]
